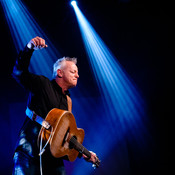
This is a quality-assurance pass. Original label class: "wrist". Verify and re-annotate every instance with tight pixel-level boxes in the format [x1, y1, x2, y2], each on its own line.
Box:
[27, 42, 34, 50]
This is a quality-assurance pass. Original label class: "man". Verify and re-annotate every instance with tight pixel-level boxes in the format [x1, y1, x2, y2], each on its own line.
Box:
[12, 36, 97, 175]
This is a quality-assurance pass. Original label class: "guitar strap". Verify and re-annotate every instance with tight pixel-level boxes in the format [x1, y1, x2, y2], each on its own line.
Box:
[25, 95, 72, 129]
[25, 107, 50, 129]
[66, 95, 72, 112]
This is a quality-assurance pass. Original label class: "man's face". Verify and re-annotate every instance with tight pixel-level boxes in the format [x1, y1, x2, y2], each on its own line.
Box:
[61, 61, 79, 89]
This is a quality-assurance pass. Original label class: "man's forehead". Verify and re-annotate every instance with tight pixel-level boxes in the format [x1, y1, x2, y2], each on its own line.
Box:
[63, 61, 78, 70]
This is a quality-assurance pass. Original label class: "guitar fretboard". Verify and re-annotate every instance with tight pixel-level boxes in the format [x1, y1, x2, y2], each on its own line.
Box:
[70, 136, 91, 158]
[69, 136, 100, 168]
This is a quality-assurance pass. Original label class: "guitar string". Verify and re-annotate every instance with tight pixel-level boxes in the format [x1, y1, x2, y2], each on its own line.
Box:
[70, 136, 100, 167]
[69, 137, 84, 151]
[69, 136, 92, 158]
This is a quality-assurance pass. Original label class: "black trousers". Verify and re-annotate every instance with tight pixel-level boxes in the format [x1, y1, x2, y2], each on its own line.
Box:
[12, 151, 66, 175]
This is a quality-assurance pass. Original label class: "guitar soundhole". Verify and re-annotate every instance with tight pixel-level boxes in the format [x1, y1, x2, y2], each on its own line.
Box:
[69, 136, 77, 149]
[62, 128, 70, 147]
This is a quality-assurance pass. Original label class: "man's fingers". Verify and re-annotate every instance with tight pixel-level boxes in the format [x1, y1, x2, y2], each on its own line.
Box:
[34, 37, 41, 46]
[39, 37, 45, 46]
[30, 36, 48, 49]
[31, 39, 37, 46]
[43, 44, 48, 48]
[83, 151, 98, 164]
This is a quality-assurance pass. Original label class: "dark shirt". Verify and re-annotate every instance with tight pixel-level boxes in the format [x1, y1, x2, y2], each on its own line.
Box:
[12, 46, 69, 161]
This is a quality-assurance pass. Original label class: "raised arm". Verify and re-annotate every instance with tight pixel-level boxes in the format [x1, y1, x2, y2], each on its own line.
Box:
[12, 36, 48, 92]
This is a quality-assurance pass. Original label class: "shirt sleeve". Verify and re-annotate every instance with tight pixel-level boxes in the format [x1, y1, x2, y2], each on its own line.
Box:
[12, 46, 43, 93]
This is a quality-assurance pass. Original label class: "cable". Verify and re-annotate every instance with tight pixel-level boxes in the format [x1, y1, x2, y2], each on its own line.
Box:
[39, 126, 53, 175]
[39, 131, 43, 175]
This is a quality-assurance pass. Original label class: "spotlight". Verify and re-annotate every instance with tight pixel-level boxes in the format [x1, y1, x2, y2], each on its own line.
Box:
[72, 5, 150, 175]
[71, 0, 77, 7]
[0, 0, 61, 79]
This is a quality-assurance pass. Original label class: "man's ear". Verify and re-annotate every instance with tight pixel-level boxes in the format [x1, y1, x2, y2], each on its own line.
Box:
[57, 69, 63, 78]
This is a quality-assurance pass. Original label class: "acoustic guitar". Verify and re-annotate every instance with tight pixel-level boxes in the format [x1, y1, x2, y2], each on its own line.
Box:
[38, 108, 100, 168]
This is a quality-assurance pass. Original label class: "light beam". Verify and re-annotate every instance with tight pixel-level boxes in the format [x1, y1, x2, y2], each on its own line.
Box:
[71, 3, 151, 175]
[0, 0, 61, 79]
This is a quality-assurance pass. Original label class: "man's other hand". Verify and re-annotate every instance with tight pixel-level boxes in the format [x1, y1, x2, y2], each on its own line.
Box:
[27, 36, 48, 50]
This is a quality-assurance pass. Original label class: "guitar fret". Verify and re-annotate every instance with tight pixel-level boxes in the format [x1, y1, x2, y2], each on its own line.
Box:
[70, 137, 91, 158]
[70, 137, 100, 167]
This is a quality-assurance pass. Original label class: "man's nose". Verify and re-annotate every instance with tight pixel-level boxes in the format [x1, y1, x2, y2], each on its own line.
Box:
[76, 73, 79, 78]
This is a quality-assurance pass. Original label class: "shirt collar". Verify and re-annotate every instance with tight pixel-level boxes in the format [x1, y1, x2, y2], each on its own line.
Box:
[51, 79, 70, 96]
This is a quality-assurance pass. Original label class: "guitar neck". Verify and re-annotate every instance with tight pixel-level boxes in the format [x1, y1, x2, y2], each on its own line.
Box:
[70, 136, 91, 158]
[69, 136, 100, 168]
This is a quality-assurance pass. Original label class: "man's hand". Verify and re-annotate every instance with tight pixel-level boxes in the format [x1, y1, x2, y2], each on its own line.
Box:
[82, 151, 100, 166]
[27, 36, 48, 50]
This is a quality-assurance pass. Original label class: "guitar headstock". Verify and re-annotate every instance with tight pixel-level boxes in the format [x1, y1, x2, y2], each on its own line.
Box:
[92, 156, 100, 169]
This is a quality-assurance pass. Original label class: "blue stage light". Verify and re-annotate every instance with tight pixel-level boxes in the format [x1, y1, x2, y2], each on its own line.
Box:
[0, 0, 61, 79]
[71, 0, 77, 7]
[71, 3, 151, 175]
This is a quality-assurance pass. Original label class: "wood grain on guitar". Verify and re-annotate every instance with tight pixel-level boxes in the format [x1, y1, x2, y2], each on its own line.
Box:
[38, 108, 100, 168]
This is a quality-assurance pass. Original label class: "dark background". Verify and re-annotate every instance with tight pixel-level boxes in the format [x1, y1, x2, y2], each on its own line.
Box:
[0, 0, 171, 174]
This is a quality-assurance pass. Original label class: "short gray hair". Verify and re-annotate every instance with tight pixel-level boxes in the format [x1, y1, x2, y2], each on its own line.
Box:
[53, 56, 77, 78]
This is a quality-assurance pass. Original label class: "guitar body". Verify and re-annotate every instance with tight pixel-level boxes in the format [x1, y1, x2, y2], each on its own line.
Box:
[38, 108, 85, 162]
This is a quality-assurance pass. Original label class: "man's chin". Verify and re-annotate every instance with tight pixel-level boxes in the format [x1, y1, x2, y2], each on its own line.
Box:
[69, 84, 77, 89]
